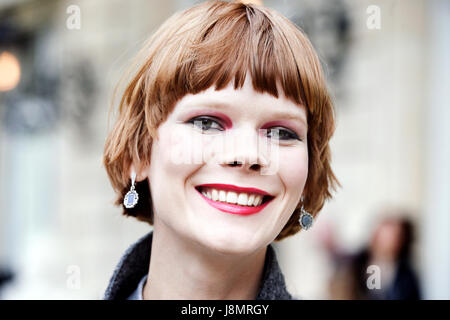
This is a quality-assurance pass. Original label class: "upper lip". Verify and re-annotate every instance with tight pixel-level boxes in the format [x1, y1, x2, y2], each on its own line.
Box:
[195, 183, 274, 197]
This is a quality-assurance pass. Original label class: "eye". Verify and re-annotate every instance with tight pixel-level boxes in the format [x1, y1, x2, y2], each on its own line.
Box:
[187, 116, 225, 132]
[266, 127, 301, 141]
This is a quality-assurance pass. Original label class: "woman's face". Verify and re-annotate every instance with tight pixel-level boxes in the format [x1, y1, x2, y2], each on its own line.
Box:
[144, 75, 308, 255]
[372, 220, 404, 259]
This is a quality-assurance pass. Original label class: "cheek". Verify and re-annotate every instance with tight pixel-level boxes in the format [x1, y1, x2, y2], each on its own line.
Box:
[278, 146, 308, 198]
[149, 124, 203, 185]
[147, 124, 203, 221]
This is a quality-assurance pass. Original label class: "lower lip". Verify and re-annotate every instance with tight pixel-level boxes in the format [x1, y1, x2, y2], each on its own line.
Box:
[196, 189, 272, 215]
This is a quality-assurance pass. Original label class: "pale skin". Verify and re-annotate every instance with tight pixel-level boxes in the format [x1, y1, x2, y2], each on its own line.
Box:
[144, 215, 267, 299]
[132, 75, 309, 299]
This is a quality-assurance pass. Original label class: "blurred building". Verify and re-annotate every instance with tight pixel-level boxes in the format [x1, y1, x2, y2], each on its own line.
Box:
[0, 0, 448, 299]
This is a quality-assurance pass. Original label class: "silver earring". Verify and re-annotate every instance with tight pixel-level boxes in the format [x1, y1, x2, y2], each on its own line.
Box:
[299, 197, 313, 230]
[123, 171, 139, 209]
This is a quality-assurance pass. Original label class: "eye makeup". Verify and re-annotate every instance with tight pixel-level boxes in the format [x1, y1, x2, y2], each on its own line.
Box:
[261, 120, 306, 141]
[178, 107, 306, 141]
[265, 127, 301, 141]
[187, 116, 225, 132]
[180, 108, 233, 129]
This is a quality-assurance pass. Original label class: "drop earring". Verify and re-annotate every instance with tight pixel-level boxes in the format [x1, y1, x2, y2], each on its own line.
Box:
[123, 171, 139, 209]
[299, 197, 313, 230]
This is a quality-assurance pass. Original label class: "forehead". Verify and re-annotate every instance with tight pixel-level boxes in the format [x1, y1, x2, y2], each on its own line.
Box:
[173, 75, 307, 124]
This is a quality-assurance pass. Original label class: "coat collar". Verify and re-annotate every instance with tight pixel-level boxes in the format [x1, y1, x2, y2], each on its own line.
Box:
[104, 231, 294, 300]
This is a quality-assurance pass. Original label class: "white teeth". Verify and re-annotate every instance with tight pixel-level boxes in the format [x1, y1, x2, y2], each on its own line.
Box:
[200, 187, 270, 207]
[247, 194, 255, 206]
[237, 193, 248, 205]
[219, 190, 227, 202]
[226, 191, 238, 204]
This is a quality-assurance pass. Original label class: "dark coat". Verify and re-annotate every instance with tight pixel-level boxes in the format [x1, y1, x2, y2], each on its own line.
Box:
[104, 231, 295, 300]
[352, 249, 421, 300]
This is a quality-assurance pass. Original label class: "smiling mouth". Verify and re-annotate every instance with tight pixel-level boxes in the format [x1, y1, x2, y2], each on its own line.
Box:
[194, 185, 275, 207]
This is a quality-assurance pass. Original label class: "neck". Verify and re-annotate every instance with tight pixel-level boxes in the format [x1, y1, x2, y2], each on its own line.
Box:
[143, 219, 267, 300]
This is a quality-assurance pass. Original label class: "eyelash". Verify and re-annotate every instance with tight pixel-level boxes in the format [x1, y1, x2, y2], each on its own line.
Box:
[187, 116, 225, 132]
[186, 116, 302, 141]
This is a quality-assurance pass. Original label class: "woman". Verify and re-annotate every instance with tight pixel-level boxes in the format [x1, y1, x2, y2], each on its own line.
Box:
[103, 0, 338, 300]
[350, 217, 421, 300]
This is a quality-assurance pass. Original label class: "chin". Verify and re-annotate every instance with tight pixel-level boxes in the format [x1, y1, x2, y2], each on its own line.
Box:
[194, 227, 267, 256]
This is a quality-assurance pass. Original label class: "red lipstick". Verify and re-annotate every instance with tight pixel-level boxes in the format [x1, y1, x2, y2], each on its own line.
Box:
[197, 184, 273, 196]
[195, 184, 274, 216]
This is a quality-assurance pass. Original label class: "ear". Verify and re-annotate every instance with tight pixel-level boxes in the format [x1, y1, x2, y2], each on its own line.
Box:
[129, 163, 150, 182]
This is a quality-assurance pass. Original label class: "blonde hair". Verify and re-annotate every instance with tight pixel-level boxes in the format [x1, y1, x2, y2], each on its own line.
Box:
[103, 0, 339, 241]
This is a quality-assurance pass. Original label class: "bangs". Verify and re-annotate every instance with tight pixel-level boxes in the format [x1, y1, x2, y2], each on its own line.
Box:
[149, 1, 320, 116]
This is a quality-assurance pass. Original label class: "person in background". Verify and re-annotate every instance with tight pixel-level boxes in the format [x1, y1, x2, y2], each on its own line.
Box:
[351, 217, 421, 300]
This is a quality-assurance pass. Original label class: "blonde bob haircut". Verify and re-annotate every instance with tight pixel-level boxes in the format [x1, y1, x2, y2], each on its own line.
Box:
[103, 0, 339, 241]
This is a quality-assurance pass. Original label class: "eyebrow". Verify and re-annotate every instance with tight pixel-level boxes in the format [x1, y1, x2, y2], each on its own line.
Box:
[184, 100, 308, 128]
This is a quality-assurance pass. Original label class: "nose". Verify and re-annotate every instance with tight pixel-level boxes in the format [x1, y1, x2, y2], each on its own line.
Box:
[226, 160, 262, 172]
[218, 127, 270, 173]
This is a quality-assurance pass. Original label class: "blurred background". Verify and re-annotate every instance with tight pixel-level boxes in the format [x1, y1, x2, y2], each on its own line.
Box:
[0, 0, 448, 299]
